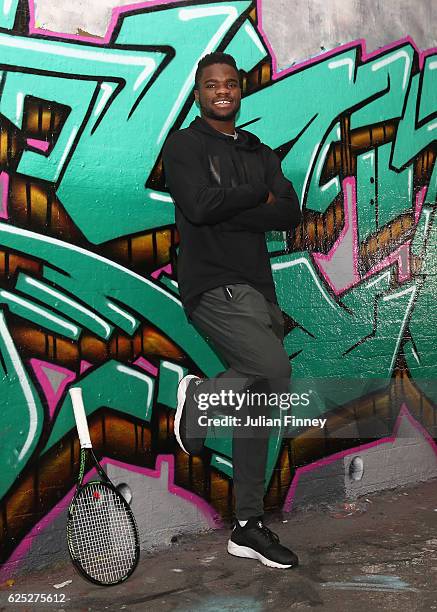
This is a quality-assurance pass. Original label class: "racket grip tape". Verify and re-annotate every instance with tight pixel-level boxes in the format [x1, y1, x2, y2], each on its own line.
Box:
[69, 387, 92, 449]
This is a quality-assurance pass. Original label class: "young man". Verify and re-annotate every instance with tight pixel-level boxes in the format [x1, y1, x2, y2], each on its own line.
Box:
[162, 52, 302, 569]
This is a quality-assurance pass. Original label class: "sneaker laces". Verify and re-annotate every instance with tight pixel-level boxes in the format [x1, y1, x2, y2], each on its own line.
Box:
[254, 519, 280, 544]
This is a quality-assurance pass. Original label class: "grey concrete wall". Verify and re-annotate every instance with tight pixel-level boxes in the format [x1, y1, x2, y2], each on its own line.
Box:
[261, 0, 436, 68]
[291, 411, 437, 510]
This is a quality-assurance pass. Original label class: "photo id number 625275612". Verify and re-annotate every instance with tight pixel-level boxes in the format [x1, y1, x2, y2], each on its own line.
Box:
[7, 593, 67, 604]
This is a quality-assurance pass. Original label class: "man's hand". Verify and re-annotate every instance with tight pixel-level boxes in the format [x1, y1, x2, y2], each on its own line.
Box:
[265, 191, 276, 205]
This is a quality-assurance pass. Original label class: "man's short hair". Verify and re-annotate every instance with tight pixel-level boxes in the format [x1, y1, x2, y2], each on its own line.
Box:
[194, 52, 240, 89]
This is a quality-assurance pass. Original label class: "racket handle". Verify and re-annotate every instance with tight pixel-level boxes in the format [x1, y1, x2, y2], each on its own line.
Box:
[69, 387, 92, 449]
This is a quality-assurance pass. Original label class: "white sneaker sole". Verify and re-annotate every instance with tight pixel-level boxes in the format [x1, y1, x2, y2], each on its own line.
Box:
[174, 375, 199, 455]
[227, 540, 294, 569]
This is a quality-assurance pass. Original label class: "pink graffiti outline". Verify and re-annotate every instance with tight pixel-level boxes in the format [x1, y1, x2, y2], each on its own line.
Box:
[0, 454, 222, 581]
[312, 176, 360, 294]
[79, 359, 93, 374]
[151, 262, 172, 280]
[312, 178, 423, 295]
[283, 403, 437, 513]
[29, 358, 76, 420]
[361, 240, 411, 285]
[133, 356, 158, 376]
[0, 171, 9, 220]
[414, 185, 428, 224]
[26, 138, 50, 153]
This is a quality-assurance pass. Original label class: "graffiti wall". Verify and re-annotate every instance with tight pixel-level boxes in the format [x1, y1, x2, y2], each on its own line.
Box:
[0, 0, 436, 576]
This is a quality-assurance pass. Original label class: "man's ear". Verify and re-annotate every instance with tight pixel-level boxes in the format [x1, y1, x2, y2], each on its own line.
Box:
[194, 89, 199, 103]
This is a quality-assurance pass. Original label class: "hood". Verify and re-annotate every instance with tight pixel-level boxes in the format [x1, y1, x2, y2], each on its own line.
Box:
[189, 115, 262, 151]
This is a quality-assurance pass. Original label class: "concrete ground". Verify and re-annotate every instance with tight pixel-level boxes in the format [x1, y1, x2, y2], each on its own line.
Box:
[1, 479, 436, 612]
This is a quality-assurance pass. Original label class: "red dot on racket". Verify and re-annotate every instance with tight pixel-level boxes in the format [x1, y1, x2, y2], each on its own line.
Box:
[93, 491, 100, 500]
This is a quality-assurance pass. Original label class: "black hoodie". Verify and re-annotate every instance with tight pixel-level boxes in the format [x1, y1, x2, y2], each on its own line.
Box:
[162, 116, 301, 317]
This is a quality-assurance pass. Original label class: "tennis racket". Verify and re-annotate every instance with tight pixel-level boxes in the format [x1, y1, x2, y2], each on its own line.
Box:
[67, 387, 140, 586]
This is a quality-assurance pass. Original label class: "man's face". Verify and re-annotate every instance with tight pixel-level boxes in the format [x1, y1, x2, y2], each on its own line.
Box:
[194, 63, 241, 122]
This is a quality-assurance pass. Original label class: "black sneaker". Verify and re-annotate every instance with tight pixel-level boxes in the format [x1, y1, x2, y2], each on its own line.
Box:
[227, 517, 299, 569]
[174, 375, 206, 455]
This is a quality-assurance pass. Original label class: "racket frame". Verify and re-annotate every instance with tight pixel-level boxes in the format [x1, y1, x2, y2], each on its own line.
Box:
[67, 388, 140, 586]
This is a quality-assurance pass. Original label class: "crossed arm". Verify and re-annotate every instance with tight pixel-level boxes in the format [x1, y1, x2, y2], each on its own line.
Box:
[162, 130, 302, 231]
[218, 148, 302, 232]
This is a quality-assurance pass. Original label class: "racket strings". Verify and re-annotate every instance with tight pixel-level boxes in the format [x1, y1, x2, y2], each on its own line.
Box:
[68, 483, 138, 584]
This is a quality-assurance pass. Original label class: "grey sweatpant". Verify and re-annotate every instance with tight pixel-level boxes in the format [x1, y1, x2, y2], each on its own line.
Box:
[190, 283, 291, 520]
